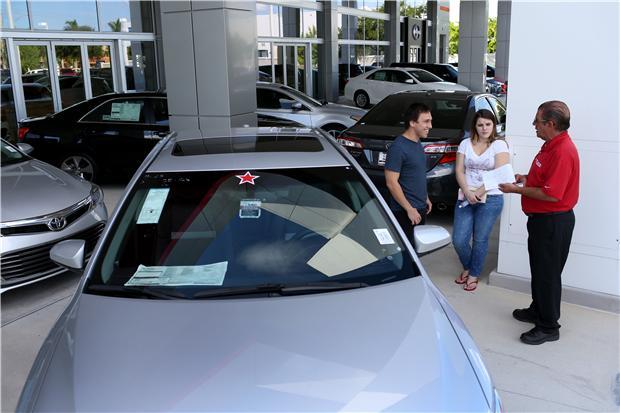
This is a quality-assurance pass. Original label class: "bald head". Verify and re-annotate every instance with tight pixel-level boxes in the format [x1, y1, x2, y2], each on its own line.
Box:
[538, 100, 570, 131]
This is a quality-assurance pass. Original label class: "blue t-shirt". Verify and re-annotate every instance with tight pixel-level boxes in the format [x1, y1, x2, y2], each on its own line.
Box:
[384, 135, 427, 211]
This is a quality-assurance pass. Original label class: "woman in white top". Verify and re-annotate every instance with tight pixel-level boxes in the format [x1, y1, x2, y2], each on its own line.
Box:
[453, 109, 510, 291]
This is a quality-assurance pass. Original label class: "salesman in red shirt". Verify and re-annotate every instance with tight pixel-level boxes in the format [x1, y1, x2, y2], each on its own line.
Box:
[499, 100, 579, 345]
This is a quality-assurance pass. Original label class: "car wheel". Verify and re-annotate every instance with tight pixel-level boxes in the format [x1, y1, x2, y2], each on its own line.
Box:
[354, 90, 370, 109]
[320, 123, 346, 138]
[60, 153, 98, 182]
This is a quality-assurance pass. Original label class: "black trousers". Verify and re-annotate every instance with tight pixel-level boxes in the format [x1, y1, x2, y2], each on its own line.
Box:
[526, 210, 575, 332]
[393, 208, 427, 244]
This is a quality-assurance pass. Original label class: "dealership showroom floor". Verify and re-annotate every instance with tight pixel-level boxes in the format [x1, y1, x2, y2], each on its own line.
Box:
[2, 185, 618, 412]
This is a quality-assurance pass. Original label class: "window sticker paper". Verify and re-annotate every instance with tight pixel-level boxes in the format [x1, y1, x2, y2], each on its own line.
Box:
[137, 188, 170, 224]
[239, 199, 262, 219]
[103, 102, 142, 122]
[373, 228, 395, 245]
[125, 262, 228, 287]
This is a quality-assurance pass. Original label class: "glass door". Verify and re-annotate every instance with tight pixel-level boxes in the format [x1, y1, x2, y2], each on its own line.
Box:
[87, 43, 116, 96]
[271, 43, 311, 95]
[15, 42, 57, 117]
[53, 43, 86, 108]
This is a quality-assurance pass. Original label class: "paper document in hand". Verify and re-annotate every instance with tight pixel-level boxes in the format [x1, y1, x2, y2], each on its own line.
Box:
[482, 163, 515, 190]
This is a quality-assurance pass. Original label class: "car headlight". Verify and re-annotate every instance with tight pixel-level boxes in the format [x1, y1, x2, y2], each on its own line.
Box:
[89, 184, 103, 205]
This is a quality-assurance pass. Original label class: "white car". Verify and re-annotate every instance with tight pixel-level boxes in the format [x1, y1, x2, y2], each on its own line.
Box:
[344, 67, 470, 108]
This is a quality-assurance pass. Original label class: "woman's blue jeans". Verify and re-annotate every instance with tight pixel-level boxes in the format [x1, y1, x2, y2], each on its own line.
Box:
[452, 194, 504, 277]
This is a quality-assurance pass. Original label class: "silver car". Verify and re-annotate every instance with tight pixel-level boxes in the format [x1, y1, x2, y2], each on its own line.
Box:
[0, 139, 107, 292]
[257, 82, 366, 136]
[18, 128, 501, 412]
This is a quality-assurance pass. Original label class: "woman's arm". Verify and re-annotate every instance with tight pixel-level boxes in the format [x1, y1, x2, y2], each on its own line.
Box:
[455, 152, 480, 204]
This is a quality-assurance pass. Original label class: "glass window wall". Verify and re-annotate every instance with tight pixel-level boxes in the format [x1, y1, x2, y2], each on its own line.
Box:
[122, 40, 157, 91]
[1, 39, 18, 142]
[1, 0, 30, 29]
[302, 9, 317, 38]
[30, 1, 99, 31]
[99, 0, 153, 33]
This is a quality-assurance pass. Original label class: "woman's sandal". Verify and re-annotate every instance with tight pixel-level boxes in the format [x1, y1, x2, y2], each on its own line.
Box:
[463, 277, 479, 292]
[455, 271, 469, 284]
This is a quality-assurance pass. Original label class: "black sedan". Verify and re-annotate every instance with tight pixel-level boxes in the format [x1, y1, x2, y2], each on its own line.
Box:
[18, 93, 305, 183]
[337, 90, 507, 210]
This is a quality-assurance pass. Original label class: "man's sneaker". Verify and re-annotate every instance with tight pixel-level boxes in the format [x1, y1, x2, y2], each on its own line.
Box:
[512, 308, 537, 324]
[520, 327, 559, 345]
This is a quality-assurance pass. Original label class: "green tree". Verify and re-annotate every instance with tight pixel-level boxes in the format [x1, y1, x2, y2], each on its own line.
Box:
[449, 21, 459, 55]
[108, 18, 122, 32]
[400, 2, 427, 18]
[63, 19, 94, 32]
[487, 17, 497, 53]
[18, 46, 45, 74]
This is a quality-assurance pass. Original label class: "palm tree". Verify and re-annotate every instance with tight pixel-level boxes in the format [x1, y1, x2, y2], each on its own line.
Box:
[108, 18, 122, 32]
[63, 19, 94, 31]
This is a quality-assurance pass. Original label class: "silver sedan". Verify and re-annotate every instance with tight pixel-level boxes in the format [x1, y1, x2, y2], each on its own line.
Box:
[257, 82, 366, 136]
[0, 139, 107, 292]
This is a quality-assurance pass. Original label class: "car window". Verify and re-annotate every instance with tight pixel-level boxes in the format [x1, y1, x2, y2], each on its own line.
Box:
[257, 89, 308, 111]
[360, 94, 467, 131]
[368, 70, 388, 81]
[150, 98, 169, 126]
[1, 139, 27, 166]
[388, 70, 411, 83]
[23, 85, 51, 101]
[475, 97, 493, 113]
[407, 70, 443, 83]
[85, 167, 419, 298]
[81, 98, 146, 123]
[486, 96, 506, 124]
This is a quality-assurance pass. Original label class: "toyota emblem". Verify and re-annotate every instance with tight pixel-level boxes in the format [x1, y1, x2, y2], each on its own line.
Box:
[47, 216, 67, 231]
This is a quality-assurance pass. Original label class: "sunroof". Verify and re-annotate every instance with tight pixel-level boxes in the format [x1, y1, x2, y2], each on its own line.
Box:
[172, 135, 324, 156]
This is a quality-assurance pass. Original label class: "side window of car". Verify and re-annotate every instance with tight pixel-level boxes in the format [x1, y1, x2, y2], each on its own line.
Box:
[257, 88, 280, 109]
[487, 96, 506, 125]
[150, 98, 169, 126]
[388, 71, 411, 83]
[475, 96, 493, 114]
[274, 91, 307, 110]
[368, 70, 387, 81]
[81, 99, 146, 123]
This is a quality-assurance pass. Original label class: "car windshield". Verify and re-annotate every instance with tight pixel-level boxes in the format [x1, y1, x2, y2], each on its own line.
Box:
[85, 167, 419, 299]
[277, 85, 322, 107]
[408, 70, 443, 83]
[1, 140, 27, 166]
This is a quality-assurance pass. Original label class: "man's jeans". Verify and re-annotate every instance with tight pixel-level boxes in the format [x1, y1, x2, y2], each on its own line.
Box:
[452, 195, 504, 277]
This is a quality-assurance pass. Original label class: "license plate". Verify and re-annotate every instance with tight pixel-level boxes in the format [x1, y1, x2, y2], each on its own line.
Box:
[378, 152, 387, 166]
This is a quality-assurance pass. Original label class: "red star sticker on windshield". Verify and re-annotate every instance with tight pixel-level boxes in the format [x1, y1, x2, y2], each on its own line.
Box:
[236, 171, 259, 185]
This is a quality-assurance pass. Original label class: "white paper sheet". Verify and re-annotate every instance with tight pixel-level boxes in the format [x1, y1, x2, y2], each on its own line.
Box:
[482, 163, 516, 190]
[137, 188, 170, 224]
[125, 262, 228, 286]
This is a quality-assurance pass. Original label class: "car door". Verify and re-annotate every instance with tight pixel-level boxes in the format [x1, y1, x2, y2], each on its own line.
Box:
[78, 97, 156, 175]
[256, 87, 312, 127]
[143, 97, 170, 145]
[364, 70, 391, 103]
[386, 70, 419, 94]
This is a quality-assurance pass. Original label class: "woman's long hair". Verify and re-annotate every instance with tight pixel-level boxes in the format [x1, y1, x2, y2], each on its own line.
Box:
[470, 109, 499, 145]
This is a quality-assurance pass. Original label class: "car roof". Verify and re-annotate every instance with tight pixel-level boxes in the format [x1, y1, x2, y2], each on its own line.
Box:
[391, 89, 477, 99]
[147, 127, 349, 173]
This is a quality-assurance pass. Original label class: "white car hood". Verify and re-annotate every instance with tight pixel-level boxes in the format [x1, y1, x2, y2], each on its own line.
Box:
[425, 82, 470, 91]
[33, 277, 489, 412]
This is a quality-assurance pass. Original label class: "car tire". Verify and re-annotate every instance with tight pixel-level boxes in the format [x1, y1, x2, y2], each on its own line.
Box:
[354, 90, 370, 109]
[320, 123, 346, 138]
[60, 153, 98, 183]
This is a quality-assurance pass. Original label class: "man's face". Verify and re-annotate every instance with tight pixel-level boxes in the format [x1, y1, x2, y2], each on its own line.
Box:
[410, 112, 433, 138]
[532, 109, 552, 141]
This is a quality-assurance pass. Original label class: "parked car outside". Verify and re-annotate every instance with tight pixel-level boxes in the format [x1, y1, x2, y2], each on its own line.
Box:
[1, 83, 54, 142]
[19, 86, 364, 182]
[18, 127, 501, 412]
[0, 139, 107, 292]
[339, 62, 364, 94]
[257, 82, 366, 136]
[337, 90, 507, 210]
[344, 67, 470, 108]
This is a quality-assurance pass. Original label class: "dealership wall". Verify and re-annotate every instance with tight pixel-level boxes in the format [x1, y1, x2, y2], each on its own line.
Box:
[491, 1, 620, 312]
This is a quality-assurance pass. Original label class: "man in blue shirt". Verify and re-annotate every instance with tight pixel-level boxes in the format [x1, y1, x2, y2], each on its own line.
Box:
[385, 103, 433, 242]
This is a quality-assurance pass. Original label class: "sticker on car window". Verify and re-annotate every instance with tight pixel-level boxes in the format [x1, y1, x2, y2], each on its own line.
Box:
[137, 188, 170, 224]
[125, 262, 228, 287]
[102, 102, 141, 122]
[373, 228, 395, 245]
[239, 199, 261, 219]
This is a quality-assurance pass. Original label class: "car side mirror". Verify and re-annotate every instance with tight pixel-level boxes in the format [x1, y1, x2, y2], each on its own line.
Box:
[50, 239, 85, 272]
[17, 142, 34, 155]
[404, 79, 415, 84]
[413, 225, 451, 256]
[291, 102, 303, 111]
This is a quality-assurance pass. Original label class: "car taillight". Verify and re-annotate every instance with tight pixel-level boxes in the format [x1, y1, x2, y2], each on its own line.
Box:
[424, 143, 458, 164]
[501, 83, 507, 93]
[337, 134, 364, 149]
[17, 127, 29, 141]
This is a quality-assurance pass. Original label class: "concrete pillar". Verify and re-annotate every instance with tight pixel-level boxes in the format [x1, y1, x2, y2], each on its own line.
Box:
[318, 1, 339, 102]
[457, 0, 488, 92]
[384, 0, 400, 66]
[427, 1, 450, 63]
[160, 1, 257, 132]
[494, 0, 511, 83]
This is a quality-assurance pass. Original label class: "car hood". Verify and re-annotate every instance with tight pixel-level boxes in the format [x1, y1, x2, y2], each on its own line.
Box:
[423, 82, 470, 91]
[1, 159, 90, 222]
[32, 277, 489, 412]
[321, 103, 367, 117]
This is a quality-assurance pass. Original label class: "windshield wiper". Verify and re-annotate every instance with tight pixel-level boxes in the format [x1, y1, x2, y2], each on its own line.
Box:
[86, 284, 189, 300]
[192, 281, 368, 299]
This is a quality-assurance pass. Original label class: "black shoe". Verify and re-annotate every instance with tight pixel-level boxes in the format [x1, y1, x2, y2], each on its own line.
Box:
[512, 308, 537, 324]
[520, 327, 559, 345]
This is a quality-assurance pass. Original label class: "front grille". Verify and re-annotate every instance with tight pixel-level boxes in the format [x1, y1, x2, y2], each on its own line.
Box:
[1, 223, 105, 283]
[1, 199, 93, 236]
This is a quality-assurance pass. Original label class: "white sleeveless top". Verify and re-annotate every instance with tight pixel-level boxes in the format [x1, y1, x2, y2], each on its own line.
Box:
[457, 138, 510, 195]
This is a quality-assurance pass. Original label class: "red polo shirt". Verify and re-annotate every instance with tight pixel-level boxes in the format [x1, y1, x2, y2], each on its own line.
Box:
[522, 131, 580, 214]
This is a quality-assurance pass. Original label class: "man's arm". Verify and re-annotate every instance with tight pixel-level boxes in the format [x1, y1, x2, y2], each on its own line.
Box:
[385, 169, 422, 224]
[498, 174, 559, 202]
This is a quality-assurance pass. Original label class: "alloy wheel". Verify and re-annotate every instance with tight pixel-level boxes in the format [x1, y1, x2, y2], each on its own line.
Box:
[61, 155, 95, 182]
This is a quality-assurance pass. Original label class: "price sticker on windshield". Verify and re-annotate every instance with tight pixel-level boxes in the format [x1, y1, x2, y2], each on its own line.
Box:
[378, 152, 387, 166]
[373, 228, 395, 245]
[239, 199, 261, 219]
